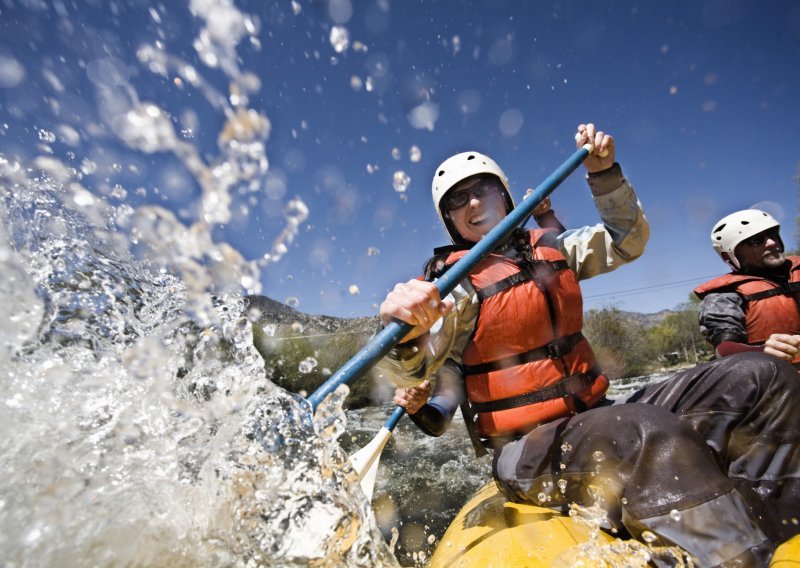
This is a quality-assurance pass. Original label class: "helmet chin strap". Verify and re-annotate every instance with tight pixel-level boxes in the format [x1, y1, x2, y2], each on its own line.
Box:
[722, 252, 741, 271]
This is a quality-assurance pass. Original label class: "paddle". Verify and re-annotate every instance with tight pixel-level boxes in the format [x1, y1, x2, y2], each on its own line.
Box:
[348, 406, 405, 501]
[306, 143, 599, 498]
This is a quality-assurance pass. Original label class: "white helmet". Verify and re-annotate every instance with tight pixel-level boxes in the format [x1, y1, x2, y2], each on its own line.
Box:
[710, 209, 781, 269]
[431, 151, 515, 243]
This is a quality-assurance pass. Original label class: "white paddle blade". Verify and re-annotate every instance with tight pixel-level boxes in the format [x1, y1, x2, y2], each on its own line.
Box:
[350, 427, 393, 501]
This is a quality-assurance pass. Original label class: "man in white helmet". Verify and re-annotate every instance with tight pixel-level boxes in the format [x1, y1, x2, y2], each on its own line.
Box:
[694, 209, 800, 364]
[377, 124, 800, 565]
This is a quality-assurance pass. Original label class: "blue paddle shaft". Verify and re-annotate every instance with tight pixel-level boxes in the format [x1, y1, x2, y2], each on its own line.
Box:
[307, 145, 591, 412]
[384, 405, 406, 430]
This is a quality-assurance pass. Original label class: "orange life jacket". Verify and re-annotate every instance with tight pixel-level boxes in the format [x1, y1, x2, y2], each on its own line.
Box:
[444, 229, 608, 439]
[693, 256, 800, 346]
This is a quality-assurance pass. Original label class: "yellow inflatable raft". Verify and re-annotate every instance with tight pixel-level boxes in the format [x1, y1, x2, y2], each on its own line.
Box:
[428, 482, 800, 567]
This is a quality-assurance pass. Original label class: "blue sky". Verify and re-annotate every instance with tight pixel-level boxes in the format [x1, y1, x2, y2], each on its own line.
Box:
[2, 0, 799, 318]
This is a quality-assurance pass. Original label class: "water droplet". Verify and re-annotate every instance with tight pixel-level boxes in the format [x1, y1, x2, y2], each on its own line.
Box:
[559, 462, 566, 470]
[113, 103, 177, 154]
[452, 35, 461, 54]
[0, 54, 25, 88]
[391, 148, 401, 160]
[592, 450, 606, 463]
[329, 25, 350, 53]
[298, 357, 318, 374]
[291, 322, 304, 333]
[409, 145, 421, 162]
[392, 171, 410, 193]
[669, 509, 681, 522]
[110, 185, 127, 200]
[38, 129, 56, 143]
[348, 284, 359, 296]
[72, 188, 95, 206]
[499, 108, 524, 137]
[408, 101, 439, 131]
[285, 296, 300, 308]
[557, 479, 567, 493]
[24, 527, 42, 545]
[537, 492, 547, 503]
[367, 247, 380, 257]
[641, 530, 657, 544]
[284, 198, 309, 226]
[263, 324, 276, 336]
[560, 442, 572, 453]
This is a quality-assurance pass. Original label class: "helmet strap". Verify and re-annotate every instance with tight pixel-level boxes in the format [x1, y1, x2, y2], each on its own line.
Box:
[721, 252, 740, 271]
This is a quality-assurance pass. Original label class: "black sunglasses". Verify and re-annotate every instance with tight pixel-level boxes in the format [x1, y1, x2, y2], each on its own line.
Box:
[443, 181, 500, 211]
[742, 229, 780, 247]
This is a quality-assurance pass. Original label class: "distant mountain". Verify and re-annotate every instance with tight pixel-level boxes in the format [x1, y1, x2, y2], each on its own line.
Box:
[245, 295, 379, 335]
[613, 309, 678, 329]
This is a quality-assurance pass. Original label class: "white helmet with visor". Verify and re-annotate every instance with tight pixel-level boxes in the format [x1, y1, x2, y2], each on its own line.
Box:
[431, 151, 515, 243]
[710, 209, 781, 269]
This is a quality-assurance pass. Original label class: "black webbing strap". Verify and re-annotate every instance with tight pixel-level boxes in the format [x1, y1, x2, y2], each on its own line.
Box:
[464, 331, 585, 376]
[469, 370, 599, 413]
[475, 259, 570, 302]
[459, 400, 488, 458]
[743, 281, 800, 302]
[432, 243, 472, 256]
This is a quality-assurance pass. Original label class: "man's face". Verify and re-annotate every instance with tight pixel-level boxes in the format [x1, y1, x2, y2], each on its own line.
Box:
[443, 176, 508, 243]
[733, 227, 785, 270]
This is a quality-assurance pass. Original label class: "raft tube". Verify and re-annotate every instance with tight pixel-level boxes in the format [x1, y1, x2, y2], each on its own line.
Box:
[427, 482, 800, 567]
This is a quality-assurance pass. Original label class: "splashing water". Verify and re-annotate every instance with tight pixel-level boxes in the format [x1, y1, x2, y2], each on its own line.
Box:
[0, 1, 397, 566]
[330, 25, 351, 53]
[392, 171, 410, 193]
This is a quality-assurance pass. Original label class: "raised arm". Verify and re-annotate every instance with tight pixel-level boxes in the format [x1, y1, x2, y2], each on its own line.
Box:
[553, 123, 650, 281]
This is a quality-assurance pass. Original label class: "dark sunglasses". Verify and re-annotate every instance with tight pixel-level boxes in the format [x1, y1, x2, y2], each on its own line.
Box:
[742, 229, 780, 247]
[443, 181, 500, 211]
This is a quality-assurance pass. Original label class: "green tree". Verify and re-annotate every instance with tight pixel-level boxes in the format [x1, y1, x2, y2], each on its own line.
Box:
[583, 306, 655, 378]
[647, 294, 712, 366]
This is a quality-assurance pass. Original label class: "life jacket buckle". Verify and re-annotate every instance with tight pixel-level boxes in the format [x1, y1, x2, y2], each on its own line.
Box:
[546, 342, 562, 359]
